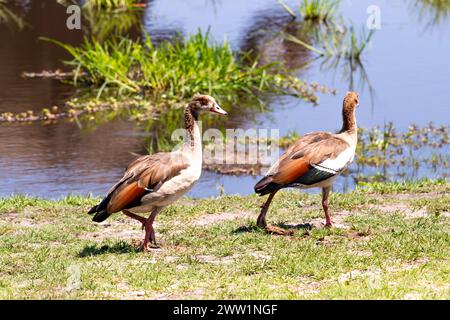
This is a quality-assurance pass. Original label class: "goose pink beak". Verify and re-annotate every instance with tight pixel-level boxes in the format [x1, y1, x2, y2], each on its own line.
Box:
[210, 104, 228, 115]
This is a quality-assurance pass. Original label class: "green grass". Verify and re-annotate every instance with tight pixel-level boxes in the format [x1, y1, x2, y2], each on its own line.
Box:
[411, 196, 450, 217]
[0, 180, 449, 299]
[356, 179, 450, 194]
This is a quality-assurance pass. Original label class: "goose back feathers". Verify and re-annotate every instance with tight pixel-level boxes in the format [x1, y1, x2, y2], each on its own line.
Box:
[88, 152, 190, 222]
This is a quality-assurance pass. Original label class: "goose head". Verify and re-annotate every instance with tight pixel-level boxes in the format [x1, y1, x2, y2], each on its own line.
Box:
[189, 94, 227, 116]
[344, 91, 359, 110]
[340, 91, 359, 133]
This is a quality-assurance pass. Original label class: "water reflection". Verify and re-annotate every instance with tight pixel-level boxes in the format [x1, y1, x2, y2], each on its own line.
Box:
[0, 0, 25, 29]
[314, 56, 375, 112]
[81, 5, 143, 41]
[0, 1, 82, 115]
[410, 0, 450, 28]
[239, 8, 313, 70]
[278, 17, 376, 110]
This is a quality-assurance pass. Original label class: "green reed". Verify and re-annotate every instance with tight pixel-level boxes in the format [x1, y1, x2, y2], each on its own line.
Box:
[277, 0, 340, 22]
[82, 0, 139, 10]
[299, 0, 340, 21]
[47, 31, 321, 104]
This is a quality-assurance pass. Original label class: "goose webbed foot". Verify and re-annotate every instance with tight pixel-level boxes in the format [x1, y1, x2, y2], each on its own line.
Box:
[257, 216, 294, 235]
[141, 222, 159, 252]
[139, 241, 160, 252]
[265, 224, 295, 236]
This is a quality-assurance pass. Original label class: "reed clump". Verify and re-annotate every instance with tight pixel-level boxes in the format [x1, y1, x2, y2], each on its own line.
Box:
[48, 31, 325, 106]
[277, 0, 340, 22]
[299, 0, 340, 22]
[59, 0, 141, 10]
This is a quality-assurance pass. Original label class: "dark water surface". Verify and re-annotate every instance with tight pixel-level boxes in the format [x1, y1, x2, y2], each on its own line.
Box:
[0, 0, 449, 199]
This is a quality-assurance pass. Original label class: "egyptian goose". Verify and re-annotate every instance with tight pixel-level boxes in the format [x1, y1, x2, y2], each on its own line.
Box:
[88, 95, 227, 251]
[254, 92, 359, 234]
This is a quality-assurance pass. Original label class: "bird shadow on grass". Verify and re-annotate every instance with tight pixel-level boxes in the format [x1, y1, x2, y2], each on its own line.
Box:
[232, 222, 313, 234]
[232, 225, 260, 234]
[78, 241, 140, 257]
[276, 222, 314, 231]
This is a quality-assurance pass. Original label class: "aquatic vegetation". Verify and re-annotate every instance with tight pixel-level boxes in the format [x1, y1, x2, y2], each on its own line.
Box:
[0, 0, 25, 29]
[276, 0, 297, 19]
[355, 123, 450, 182]
[356, 123, 450, 167]
[46, 31, 325, 108]
[277, 0, 340, 22]
[0, 96, 149, 123]
[412, 0, 450, 27]
[87, 0, 143, 9]
[58, 0, 143, 10]
[299, 0, 340, 22]
[341, 27, 375, 61]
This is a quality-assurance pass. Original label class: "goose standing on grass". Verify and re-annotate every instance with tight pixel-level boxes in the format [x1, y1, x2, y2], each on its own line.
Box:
[254, 92, 359, 234]
[88, 95, 227, 251]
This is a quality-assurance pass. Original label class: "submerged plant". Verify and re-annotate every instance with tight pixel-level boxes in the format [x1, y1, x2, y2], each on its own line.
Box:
[277, 0, 340, 22]
[343, 27, 375, 61]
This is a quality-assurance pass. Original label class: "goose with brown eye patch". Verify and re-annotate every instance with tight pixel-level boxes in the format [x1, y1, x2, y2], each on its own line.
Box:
[254, 92, 359, 234]
[87, 94, 227, 251]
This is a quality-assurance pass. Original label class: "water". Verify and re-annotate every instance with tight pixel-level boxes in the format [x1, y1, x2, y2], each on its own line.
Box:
[0, 0, 449, 199]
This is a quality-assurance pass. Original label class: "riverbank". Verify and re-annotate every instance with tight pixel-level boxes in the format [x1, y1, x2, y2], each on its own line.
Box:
[0, 179, 449, 299]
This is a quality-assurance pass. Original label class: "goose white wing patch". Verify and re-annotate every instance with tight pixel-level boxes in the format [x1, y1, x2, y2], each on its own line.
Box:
[314, 146, 355, 173]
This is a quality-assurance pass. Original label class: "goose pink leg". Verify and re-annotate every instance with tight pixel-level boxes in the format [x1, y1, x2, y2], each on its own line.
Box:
[141, 207, 163, 251]
[123, 208, 162, 251]
[257, 191, 293, 235]
[322, 186, 332, 228]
